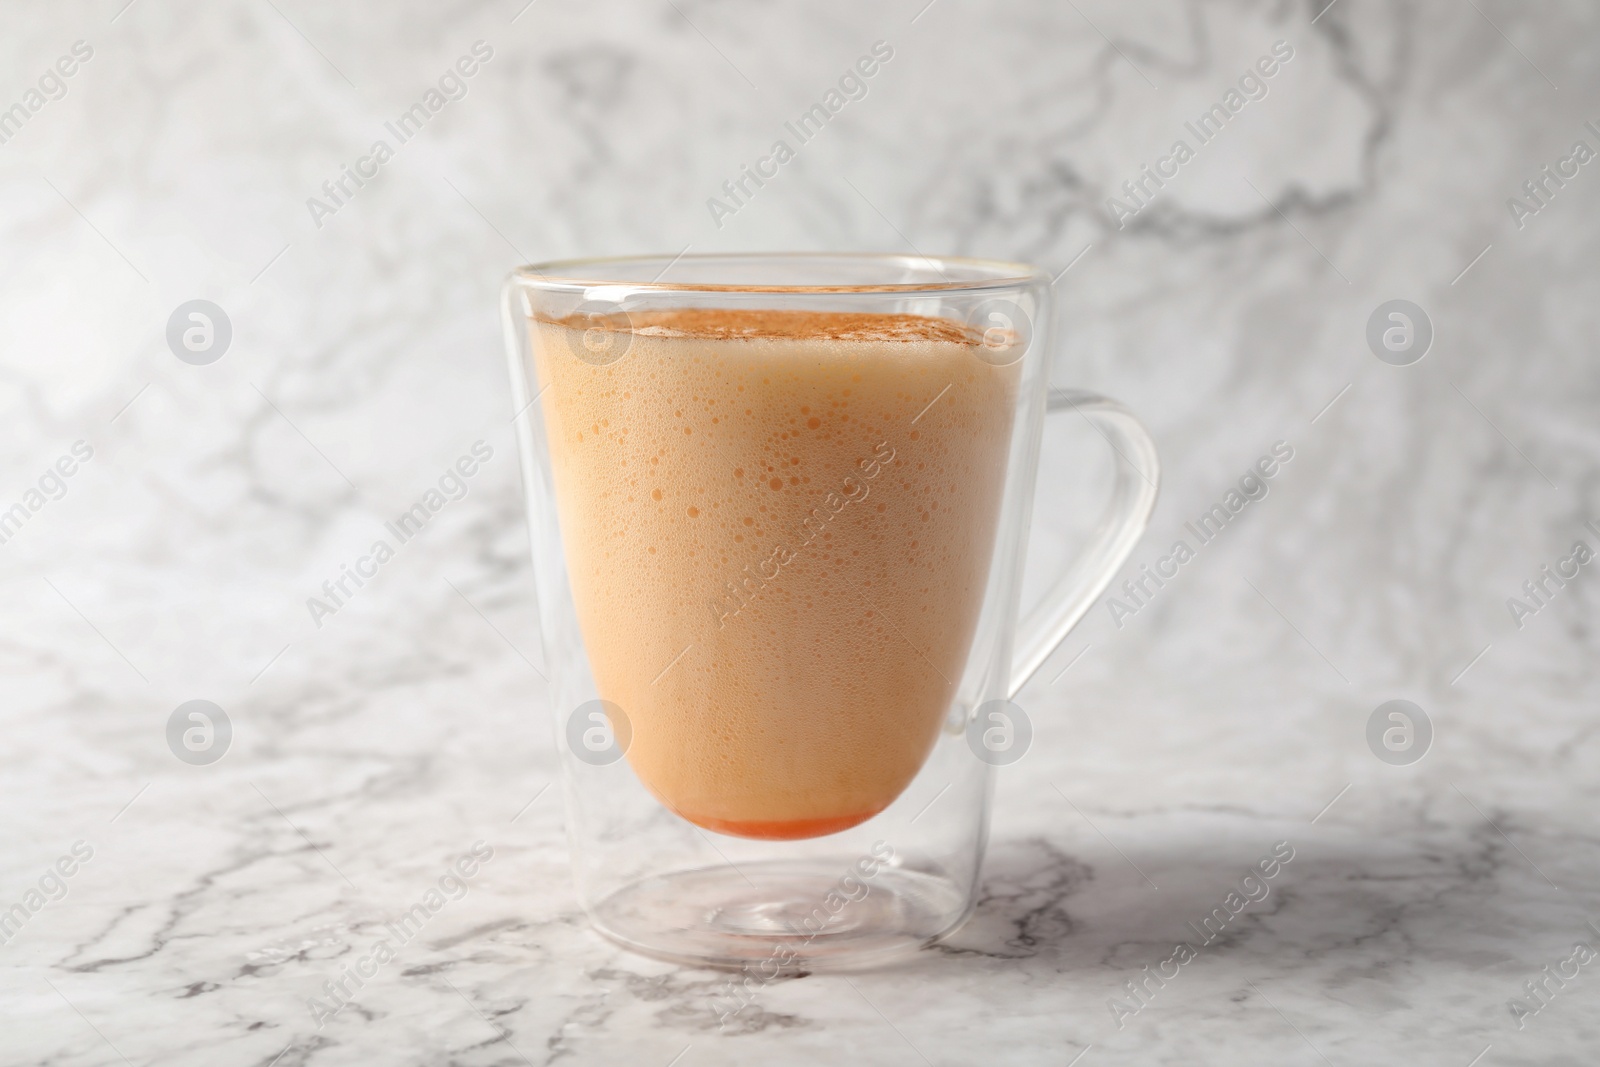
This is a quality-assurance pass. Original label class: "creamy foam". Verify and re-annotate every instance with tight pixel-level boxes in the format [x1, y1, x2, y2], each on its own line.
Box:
[532, 308, 1019, 838]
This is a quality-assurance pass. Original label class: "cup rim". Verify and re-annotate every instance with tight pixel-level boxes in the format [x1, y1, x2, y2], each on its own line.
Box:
[509, 252, 1047, 294]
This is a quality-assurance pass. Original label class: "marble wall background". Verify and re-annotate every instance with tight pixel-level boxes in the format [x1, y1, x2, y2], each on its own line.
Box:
[1, 1, 1596, 1064]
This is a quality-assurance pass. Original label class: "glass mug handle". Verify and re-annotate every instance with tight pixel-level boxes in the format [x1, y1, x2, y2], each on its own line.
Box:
[1009, 389, 1161, 696]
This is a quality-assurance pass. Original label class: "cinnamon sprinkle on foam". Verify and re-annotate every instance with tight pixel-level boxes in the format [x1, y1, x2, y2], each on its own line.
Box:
[542, 307, 989, 344]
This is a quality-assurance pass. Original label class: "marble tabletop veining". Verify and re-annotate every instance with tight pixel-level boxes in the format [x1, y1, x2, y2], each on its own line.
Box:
[2, 1, 1598, 1064]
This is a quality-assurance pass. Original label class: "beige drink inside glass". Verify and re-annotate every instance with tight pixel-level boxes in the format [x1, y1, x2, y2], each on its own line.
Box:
[532, 308, 1019, 839]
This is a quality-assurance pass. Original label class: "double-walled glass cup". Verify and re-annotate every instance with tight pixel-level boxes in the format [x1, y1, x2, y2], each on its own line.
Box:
[502, 254, 1158, 971]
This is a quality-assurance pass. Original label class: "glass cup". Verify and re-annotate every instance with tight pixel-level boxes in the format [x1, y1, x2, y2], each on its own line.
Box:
[501, 253, 1159, 972]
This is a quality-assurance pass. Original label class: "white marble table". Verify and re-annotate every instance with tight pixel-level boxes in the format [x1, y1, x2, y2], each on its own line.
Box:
[2, 2, 1596, 1064]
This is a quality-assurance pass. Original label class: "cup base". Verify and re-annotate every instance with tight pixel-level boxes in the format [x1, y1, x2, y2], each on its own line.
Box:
[587, 857, 972, 972]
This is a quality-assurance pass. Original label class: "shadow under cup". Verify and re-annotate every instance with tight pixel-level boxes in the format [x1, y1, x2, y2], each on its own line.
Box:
[502, 254, 1156, 971]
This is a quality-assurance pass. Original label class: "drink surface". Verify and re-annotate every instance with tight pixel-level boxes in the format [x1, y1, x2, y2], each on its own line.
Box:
[532, 307, 1020, 838]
